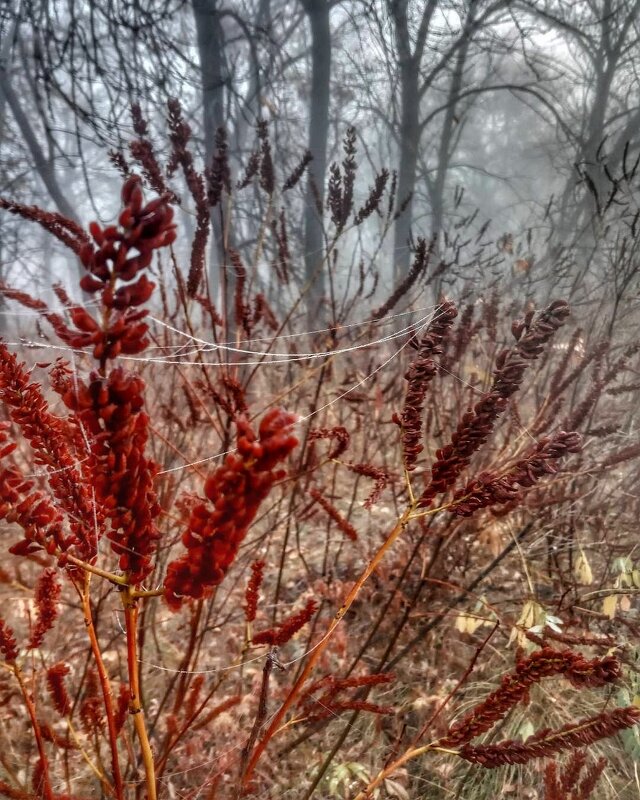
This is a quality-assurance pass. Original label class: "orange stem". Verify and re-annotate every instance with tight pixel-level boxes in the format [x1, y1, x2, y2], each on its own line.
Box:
[80, 579, 125, 800]
[241, 505, 414, 787]
[14, 665, 54, 800]
[122, 588, 157, 800]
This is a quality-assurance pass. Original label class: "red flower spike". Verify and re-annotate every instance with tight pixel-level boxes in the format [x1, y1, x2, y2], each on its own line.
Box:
[2, 176, 175, 365]
[28, 569, 61, 650]
[449, 431, 582, 517]
[309, 488, 358, 541]
[439, 647, 622, 749]
[459, 707, 640, 768]
[0, 348, 97, 560]
[344, 462, 392, 508]
[46, 663, 72, 717]
[400, 300, 458, 470]
[308, 426, 350, 460]
[114, 684, 130, 734]
[244, 560, 265, 623]
[0, 618, 18, 662]
[418, 301, 570, 507]
[80, 669, 104, 734]
[164, 409, 298, 609]
[252, 598, 318, 647]
[60, 367, 161, 584]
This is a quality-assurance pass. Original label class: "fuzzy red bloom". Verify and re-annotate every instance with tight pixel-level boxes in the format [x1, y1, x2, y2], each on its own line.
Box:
[308, 426, 350, 460]
[355, 168, 390, 225]
[231, 249, 251, 335]
[129, 104, 175, 200]
[28, 569, 61, 650]
[309, 488, 358, 541]
[303, 699, 394, 723]
[0, 461, 71, 560]
[459, 707, 640, 768]
[74, 176, 175, 362]
[371, 237, 431, 321]
[270, 208, 291, 283]
[283, 150, 312, 192]
[345, 462, 392, 508]
[575, 756, 607, 799]
[0, 199, 90, 255]
[296, 669, 395, 724]
[449, 431, 582, 516]
[0, 360, 96, 560]
[400, 300, 458, 470]
[163, 409, 298, 609]
[439, 647, 622, 748]
[418, 301, 570, 507]
[252, 293, 279, 331]
[80, 669, 104, 734]
[252, 598, 318, 647]
[46, 663, 72, 717]
[205, 127, 231, 207]
[244, 560, 265, 623]
[0, 618, 18, 662]
[40, 722, 76, 750]
[558, 749, 587, 794]
[59, 367, 160, 583]
[166, 99, 210, 297]
[114, 683, 130, 734]
[32, 758, 49, 797]
[299, 672, 396, 719]
[2, 177, 175, 366]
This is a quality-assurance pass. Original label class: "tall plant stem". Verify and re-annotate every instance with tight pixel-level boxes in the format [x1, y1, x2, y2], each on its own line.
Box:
[66, 716, 114, 795]
[79, 576, 125, 800]
[302, 521, 535, 799]
[351, 743, 456, 800]
[121, 587, 157, 800]
[13, 665, 54, 800]
[241, 505, 415, 788]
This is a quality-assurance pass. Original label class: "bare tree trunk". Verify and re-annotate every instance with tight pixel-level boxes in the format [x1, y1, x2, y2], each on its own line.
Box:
[0, 50, 84, 289]
[430, 7, 473, 240]
[392, 59, 420, 283]
[301, 0, 331, 327]
[192, 0, 227, 302]
[0, 63, 78, 224]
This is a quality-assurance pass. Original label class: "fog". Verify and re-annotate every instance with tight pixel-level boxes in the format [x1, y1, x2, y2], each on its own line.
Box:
[1, 1, 639, 330]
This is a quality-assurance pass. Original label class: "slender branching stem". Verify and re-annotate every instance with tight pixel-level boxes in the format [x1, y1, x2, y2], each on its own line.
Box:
[121, 587, 157, 800]
[13, 664, 54, 800]
[66, 716, 114, 795]
[67, 554, 127, 585]
[241, 503, 418, 787]
[78, 575, 125, 800]
[351, 744, 460, 800]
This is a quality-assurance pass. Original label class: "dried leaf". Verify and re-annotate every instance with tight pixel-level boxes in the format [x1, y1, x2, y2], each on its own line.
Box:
[575, 550, 593, 585]
[602, 594, 618, 619]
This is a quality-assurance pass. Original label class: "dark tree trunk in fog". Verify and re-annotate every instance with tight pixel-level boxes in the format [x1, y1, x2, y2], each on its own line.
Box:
[430, 5, 474, 240]
[0, 70, 78, 224]
[389, 0, 438, 282]
[192, 0, 227, 300]
[0, 25, 84, 289]
[192, 0, 226, 161]
[393, 57, 420, 283]
[389, 0, 506, 283]
[301, 0, 331, 326]
[547, 0, 640, 243]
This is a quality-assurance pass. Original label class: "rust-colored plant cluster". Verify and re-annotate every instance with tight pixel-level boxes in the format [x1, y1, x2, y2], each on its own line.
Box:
[0, 107, 638, 800]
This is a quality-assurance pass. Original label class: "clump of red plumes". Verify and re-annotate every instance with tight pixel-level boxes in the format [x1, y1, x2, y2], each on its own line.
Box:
[164, 409, 298, 609]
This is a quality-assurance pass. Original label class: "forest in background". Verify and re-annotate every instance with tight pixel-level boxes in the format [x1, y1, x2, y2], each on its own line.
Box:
[0, 2, 639, 799]
[1, 0, 640, 316]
